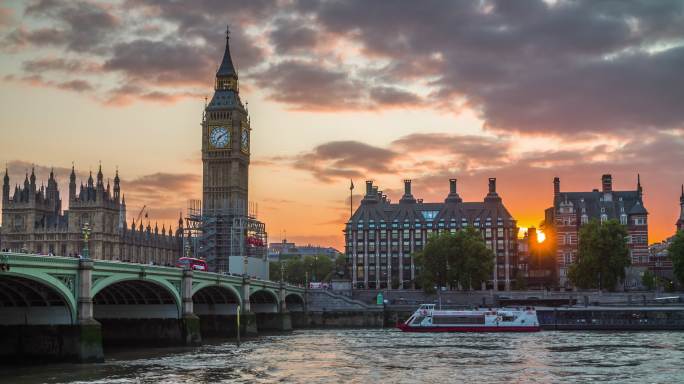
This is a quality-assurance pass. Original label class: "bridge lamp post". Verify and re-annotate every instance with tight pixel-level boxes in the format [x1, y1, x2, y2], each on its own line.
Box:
[81, 222, 92, 260]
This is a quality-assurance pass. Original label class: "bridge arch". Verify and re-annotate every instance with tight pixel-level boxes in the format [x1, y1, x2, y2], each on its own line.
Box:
[285, 293, 305, 312]
[249, 289, 279, 313]
[192, 283, 242, 315]
[92, 277, 181, 319]
[0, 272, 76, 325]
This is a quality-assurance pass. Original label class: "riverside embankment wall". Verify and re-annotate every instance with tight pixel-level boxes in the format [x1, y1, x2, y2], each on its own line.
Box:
[305, 290, 684, 330]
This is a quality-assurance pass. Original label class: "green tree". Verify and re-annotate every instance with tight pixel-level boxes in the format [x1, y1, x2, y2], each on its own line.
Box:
[567, 219, 630, 290]
[303, 254, 334, 282]
[270, 254, 338, 284]
[642, 269, 657, 291]
[415, 228, 494, 292]
[668, 231, 684, 285]
[514, 269, 528, 290]
[333, 253, 348, 278]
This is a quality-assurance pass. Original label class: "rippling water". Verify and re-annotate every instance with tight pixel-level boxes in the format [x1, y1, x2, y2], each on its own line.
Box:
[3, 330, 684, 383]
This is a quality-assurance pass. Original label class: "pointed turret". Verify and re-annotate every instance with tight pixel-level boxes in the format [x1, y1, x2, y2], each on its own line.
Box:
[29, 166, 36, 187]
[113, 168, 121, 201]
[215, 25, 238, 91]
[69, 164, 77, 201]
[2, 166, 9, 203]
[637, 174, 643, 198]
[96, 164, 104, 199]
[87, 171, 94, 186]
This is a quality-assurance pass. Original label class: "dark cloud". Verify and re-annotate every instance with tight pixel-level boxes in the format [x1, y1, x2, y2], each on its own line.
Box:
[22, 58, 102, 73]
[255, 60, 363, 110]
[104, 39, 215, 86]
[308, 0, 684, 135]
[289, 141, 400, 182]
[23, 0, 119, 53]
[269, 17, 320, 55]
[3, 0, 684, 134]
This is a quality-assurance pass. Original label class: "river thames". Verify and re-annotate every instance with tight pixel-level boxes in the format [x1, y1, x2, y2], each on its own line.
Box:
[3, 329, 683, 383]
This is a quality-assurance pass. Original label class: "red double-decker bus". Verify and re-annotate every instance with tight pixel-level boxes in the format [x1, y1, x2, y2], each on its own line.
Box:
[176, 257, 208, 271]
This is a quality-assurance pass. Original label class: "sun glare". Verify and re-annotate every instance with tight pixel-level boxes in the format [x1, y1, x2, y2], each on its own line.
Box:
[536, 229, 546, 243]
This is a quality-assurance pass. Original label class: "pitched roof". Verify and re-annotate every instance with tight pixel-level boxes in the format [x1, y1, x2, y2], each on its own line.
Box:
[349, 190, 516, 229]
[556, 189, 647, 218]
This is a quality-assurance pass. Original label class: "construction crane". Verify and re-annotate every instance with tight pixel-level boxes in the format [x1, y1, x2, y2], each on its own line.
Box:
[136, 205, 147, 223]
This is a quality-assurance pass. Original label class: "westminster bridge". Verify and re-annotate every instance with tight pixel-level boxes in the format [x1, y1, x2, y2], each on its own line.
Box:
[0, 252, 306, 363]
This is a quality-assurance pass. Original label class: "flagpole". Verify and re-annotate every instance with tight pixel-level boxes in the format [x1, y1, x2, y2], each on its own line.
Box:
[349, 179, 354, 219]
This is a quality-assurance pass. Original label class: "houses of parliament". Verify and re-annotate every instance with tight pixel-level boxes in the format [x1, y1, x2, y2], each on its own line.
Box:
[0, 25, 253, 268]
[0, 166, 182, 265]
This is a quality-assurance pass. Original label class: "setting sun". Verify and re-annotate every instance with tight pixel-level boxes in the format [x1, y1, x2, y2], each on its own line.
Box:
[536, 229, 546, 243]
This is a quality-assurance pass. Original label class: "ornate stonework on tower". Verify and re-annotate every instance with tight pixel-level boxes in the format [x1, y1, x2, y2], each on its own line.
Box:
[0, 166, 182, 263]
[191, 26, 267, 275]
[202, 26, 250, 216]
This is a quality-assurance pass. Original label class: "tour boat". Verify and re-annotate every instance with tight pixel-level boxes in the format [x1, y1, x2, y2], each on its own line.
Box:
[397, 304, 540, 332]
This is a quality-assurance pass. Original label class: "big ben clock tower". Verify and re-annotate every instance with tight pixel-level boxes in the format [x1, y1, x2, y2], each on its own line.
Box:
[202, 26, 250, 216]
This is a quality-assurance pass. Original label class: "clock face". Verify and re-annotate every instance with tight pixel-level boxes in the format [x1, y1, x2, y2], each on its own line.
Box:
[241, 128, 249, 152]
[210, 126, 229, 148]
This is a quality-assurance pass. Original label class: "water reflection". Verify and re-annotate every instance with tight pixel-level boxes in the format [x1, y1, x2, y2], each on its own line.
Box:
[2, 330, 683, 383]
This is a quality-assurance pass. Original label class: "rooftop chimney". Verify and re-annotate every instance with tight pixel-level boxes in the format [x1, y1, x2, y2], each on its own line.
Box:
[400, 179, 416, 203]
[365, 180, 373, 195]
[404, 179, 412, 196]
[445, 178, 462, 203]
[485, 177, 501, 202]
[553, 177, 560, 200]
[601, 174, 612, 193]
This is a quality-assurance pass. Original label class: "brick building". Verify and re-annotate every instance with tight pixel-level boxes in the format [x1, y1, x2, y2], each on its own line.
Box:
[546, 174, 648, 288]
[517, 227, 556, 289]
[345, 178, 518, 291]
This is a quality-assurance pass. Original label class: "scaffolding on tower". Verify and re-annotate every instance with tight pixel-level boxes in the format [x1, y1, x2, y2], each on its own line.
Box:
[184, 199, 268, 274]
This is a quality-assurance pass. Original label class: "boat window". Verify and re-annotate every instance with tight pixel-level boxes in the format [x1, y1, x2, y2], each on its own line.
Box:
[432, 315, 485, 325]
[412, 316, 425, 325]
[502, 316, 515, 322]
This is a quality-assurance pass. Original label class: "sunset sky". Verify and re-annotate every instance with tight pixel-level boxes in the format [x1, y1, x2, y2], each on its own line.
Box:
[1, 0, 683, 249]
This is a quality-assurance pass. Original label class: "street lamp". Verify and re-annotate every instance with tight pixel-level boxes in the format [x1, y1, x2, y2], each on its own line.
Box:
[313, 255, 318, 282]
[81, 222, 91, 260]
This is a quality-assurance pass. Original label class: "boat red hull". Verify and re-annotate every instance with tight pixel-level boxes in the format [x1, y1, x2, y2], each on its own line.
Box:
[396, 323, 540, 333]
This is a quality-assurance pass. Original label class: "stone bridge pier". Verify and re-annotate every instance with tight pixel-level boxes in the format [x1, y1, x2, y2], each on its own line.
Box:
[0, 259, 105, 363]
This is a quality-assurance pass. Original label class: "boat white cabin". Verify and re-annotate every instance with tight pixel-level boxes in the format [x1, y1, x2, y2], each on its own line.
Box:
[398, 304, 540, 332]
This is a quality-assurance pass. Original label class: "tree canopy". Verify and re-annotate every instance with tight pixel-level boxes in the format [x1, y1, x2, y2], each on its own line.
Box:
[668, 231, 684, 285]
[415, 228, 494, 292]
[567, 219, 630, 290]
[269, 253, 342, 284]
